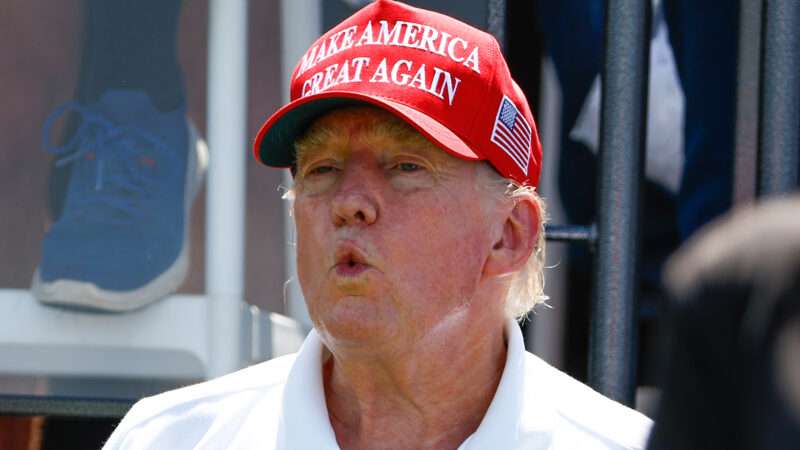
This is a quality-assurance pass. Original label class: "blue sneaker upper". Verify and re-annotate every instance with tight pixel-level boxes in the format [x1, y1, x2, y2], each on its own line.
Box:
[39, 90, 190, 291]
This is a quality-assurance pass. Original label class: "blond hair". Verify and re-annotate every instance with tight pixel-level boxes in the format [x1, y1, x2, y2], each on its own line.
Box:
[288, 106, 548, 319]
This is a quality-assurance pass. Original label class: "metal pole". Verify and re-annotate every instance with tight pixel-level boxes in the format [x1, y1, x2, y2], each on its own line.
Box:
[734, 0, 763, 204]
[544, 224, 597, 245]
[280, 0, 321, 327]
[589, 0, 650, 405]
[487, 0, 506, 51]
[758, 0, 800, 195]
[206, 0, 249, 378]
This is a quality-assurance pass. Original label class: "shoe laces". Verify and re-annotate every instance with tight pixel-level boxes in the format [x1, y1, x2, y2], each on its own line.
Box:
[42, 101, 176, 221]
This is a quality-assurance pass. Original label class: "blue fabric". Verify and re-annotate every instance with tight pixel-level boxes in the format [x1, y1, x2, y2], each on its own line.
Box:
[539, 0, 738, 241]
[39, 90, 188, 291]
[662, 0, 737, 238]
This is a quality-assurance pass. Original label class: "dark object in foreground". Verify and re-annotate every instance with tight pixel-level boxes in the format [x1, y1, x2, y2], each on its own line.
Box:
[648, 195, 800, 450]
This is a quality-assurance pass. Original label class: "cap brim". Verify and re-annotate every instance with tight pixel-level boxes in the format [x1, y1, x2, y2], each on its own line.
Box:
[253, 91, 483, 168]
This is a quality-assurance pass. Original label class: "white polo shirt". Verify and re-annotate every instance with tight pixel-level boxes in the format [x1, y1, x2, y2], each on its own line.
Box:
[103, 320, 652, 449]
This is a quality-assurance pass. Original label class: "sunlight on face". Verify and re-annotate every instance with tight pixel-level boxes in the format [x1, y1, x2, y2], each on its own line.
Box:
[294, 108, 464, 196]
[291, 107, 505, 354]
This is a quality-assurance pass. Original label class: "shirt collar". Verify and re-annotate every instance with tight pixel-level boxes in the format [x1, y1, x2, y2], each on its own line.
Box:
[279, 329, 339, 449]
[279, 318, 530, 449]
[457, 317, 526, 449]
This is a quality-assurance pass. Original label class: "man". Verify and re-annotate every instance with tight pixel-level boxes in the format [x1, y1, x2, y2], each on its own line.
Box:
[103, 1, 651, 448]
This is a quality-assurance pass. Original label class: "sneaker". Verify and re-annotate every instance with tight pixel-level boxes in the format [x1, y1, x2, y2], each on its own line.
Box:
[31, 90, 208, 312]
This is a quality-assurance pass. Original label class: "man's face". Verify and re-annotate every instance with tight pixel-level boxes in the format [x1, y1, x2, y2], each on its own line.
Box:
[292, 107, 505, 353]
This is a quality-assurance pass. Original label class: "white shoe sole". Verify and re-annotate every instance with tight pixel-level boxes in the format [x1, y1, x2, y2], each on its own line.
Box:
[31, 120, 209, 312]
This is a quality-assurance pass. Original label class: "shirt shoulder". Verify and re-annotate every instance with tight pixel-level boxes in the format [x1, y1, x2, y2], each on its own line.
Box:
[521, 352, 652, 450]
[102, 353, 297, 450]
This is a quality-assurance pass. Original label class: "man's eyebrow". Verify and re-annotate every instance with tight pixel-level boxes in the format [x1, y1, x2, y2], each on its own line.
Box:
[386, 142, 453, 163]
[296, 142, 346, 168]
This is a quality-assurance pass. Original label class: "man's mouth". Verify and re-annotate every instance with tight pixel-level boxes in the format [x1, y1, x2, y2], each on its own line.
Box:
[334, 244, 371, 277]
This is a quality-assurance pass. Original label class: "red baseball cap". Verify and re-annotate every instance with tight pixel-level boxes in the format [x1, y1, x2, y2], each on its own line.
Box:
[253, 0, 542, 187]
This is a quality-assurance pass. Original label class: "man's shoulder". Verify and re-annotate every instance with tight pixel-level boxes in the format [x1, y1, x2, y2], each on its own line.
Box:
[131, 352, 295, 417]
[102, 353, 297, 449]
[521, 351, 652, 450]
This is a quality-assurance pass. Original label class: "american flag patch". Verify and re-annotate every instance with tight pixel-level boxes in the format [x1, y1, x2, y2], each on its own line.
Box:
[490, 96, 532, 174]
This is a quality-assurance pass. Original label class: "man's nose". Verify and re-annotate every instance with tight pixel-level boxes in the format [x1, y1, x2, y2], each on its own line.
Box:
[330, 169, 379, 227]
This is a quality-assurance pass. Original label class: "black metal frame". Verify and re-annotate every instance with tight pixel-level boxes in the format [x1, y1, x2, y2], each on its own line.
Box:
[588, 0, 651, 405]
[759, 0, 800, 195]
[540, 0, 799, 407]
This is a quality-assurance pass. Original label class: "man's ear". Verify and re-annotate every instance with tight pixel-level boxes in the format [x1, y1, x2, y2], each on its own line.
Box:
[484, 195, 541, 278]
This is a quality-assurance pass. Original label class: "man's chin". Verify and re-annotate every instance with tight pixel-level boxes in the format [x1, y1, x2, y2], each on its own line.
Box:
[315, 303, 400, 352]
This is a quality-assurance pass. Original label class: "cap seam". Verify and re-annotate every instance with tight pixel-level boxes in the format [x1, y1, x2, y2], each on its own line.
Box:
[466, 35, 500, 156]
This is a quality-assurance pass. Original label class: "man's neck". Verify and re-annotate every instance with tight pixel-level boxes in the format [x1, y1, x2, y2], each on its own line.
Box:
[322, 318, 508, 450]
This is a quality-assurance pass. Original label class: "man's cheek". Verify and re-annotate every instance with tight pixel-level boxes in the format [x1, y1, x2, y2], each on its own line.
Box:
[295, 212, 329, 255]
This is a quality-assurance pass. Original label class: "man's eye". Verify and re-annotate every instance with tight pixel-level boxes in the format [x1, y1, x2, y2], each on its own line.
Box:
[307, 165, 336, 176]
[395, 162, 422, 172]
